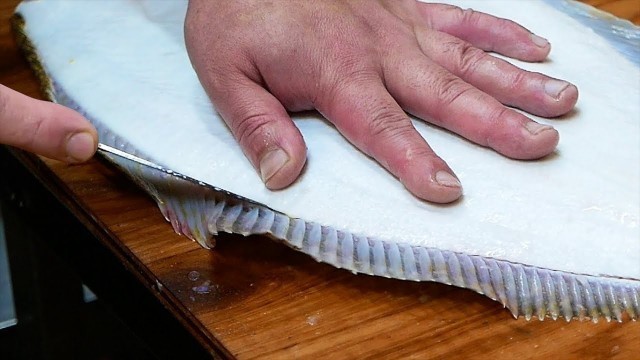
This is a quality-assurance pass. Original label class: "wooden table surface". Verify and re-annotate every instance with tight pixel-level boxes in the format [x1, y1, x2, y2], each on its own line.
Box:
[1, 1, 639, 359]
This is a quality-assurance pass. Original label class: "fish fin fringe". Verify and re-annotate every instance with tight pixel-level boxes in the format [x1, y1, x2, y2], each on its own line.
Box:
[147, 182, 639, 322]
[11, 13, 56, 101]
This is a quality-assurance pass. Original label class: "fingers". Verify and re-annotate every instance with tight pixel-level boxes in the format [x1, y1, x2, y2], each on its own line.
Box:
[418, 4, 551, 62]
[384, 49, 559, 160]
[205, 78, 307, 190]
[416, 30, 578, 118]
[0, 85, 97, 162]
[318, 77, 462, 203]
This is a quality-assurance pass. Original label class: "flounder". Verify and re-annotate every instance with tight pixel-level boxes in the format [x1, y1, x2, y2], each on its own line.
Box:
[13, 0, 640, 321]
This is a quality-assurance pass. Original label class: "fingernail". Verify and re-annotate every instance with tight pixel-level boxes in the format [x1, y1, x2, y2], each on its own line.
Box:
[435, 171, 461, 188]
[260, 148, 289, 185]
[544, 79, 569, 100]
[525, 121, 553, 136]
[530, 33, 549, 48]
[66, 132, 96, 162]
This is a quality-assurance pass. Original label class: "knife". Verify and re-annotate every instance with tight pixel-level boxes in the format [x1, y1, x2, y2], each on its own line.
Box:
[97, 143, 212, 187]
[96, 143, 267, 207]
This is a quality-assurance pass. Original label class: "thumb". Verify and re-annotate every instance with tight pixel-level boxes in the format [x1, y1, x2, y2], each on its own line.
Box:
[0, 85, 97, 163]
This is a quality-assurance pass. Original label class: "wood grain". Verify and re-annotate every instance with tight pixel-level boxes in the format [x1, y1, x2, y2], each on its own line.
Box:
[582, 0, 640, 24]
[1, 1, 639, 359]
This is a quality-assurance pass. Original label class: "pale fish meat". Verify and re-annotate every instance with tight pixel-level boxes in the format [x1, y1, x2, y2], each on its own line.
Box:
[14, 0, 639, 321]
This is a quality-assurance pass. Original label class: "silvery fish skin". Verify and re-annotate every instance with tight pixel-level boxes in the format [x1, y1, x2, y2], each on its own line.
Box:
[14, 0, 640, 321]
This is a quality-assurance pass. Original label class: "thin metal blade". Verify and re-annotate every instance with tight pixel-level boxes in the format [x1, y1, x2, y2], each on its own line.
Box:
[96, 143, 269, 208]
[97, 143, 210, 187]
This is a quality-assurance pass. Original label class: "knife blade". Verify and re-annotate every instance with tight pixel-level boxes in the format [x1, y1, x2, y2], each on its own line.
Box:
[96, 143, 269, 208]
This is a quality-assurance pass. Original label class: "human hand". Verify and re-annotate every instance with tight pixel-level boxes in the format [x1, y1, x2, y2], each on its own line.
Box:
[0, 84, 97, 162]
[184, 0, 578, 203]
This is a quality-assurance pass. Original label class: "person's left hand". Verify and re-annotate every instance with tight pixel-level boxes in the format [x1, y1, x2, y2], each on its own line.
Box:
[185, 0, 578, 203]
[0, 84, 97, 162]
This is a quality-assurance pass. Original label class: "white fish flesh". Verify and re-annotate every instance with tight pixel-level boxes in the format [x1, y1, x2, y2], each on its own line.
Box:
[14, 0, 640, 321]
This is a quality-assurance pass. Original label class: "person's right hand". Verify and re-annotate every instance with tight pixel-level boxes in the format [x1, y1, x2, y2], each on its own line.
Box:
[185, 0, 579, 203]
[0, 84, 97, 163]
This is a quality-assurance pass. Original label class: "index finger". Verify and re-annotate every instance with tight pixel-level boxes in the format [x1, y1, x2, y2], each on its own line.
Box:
[318, 77, 463, 204]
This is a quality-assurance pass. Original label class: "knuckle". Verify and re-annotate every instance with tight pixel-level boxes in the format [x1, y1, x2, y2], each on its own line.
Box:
[446, 6, 480, 26]
[461, 8, 483, 27]
[457, 6, 523, 38]
[329, 60, 377, 91]
[484, 106, 512, 145]
[319, 67, 379, 109]
[405, 146, 438, 164]
[391, 146, 436, 176]
[434, 75, 475, 109]
[508, 70, 529, 92]
[339, 64, 377, 85]
[366, 106, 412, 149]
[450, 41, 487, 77]
[233, 113, 275, 147]
[14, 116, 44, 150]
[22, 115, 45, 149]
[368, 108, 407, 137]
[490, 106, 512, 124]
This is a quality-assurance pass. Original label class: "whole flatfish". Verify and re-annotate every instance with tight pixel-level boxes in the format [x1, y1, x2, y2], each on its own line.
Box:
[14, 0, 639, 321]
